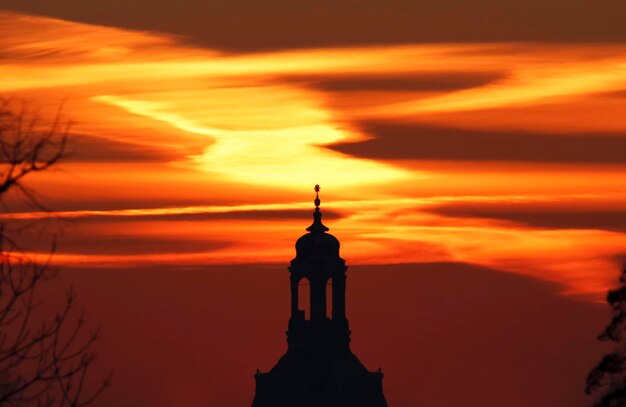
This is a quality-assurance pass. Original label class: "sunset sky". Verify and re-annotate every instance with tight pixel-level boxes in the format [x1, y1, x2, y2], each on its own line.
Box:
[2, 2, 626, 406]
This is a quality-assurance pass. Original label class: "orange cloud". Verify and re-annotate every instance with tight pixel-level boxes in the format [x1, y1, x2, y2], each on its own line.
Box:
[2, 10, 626, 300]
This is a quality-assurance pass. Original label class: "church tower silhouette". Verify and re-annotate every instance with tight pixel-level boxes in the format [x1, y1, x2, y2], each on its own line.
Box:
[251, 185, 388, 407]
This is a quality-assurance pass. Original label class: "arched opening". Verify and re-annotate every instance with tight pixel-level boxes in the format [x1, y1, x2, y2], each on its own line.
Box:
[298, 278, 310, 320]
[326, 278, 333, 319]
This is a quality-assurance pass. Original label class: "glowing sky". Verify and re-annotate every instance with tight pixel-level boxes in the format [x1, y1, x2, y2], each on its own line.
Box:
[3, 4, 626, 407]
[2, 10, 625, 300]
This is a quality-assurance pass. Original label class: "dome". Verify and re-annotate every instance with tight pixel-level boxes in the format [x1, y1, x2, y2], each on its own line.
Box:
[295, 230, 340, 259]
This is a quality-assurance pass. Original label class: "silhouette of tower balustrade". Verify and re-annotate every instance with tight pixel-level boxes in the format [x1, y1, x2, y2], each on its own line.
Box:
[251, 185, 388, 407]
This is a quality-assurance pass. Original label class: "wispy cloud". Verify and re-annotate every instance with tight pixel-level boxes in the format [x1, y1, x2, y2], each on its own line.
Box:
[2, 10, 626, 300]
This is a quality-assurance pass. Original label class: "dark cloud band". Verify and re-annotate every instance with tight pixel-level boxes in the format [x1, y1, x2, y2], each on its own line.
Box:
[330, 122, 626, 164]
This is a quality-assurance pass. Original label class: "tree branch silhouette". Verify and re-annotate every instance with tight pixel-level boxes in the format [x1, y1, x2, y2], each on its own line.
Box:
[586, 264, 626, 407]
[0, 99, 110, 407]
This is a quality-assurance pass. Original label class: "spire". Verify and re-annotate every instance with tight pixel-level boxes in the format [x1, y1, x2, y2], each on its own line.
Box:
[306, 184, 329, 233]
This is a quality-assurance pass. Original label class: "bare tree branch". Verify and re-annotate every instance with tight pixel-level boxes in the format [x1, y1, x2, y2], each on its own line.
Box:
[0, 99, 109, 406]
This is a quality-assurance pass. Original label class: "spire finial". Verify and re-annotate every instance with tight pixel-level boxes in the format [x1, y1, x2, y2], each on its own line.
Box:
[314, 184, 321, 208]
[306, 184, 329, 233]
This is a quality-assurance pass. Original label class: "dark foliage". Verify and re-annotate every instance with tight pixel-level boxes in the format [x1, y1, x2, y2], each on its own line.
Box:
[587, 265, 626, 407]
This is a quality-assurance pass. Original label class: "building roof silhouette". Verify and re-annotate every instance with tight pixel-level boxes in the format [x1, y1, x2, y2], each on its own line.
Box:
[251, 185, 388, 407]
